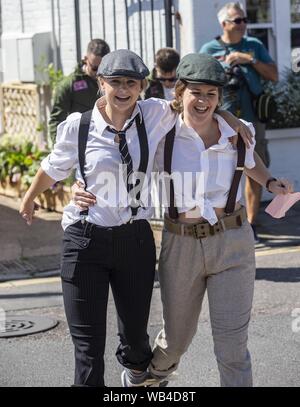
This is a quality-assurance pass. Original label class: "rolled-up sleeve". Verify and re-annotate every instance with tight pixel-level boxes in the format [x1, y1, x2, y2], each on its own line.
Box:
[242, 121, 256, 169]
[41, 113, 81, 181]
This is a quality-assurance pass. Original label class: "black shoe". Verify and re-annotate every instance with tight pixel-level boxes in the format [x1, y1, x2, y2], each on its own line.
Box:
[251, 224, 260, 244]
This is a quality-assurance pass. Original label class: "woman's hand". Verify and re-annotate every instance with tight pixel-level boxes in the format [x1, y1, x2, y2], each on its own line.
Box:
[218, 110, 254, 149]
[72, 181, 96, 210]
[268, 178, 294, 195]
[19, 200, 40, 226]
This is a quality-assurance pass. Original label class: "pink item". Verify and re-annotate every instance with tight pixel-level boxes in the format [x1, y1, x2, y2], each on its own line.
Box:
[265, 193, 300, 218]
[73, 80, 88, 91]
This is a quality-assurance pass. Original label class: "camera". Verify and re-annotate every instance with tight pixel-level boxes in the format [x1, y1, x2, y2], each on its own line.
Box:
[225, 65, 245, 90]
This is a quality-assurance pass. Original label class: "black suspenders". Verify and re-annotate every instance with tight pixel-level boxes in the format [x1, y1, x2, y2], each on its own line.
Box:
[164, 128, 246, 219]
[78, 110, 93, 221]
[133, 114, 149, 217]
[78, 109, 149, 221]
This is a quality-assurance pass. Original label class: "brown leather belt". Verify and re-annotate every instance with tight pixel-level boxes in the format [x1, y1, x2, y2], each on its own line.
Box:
[164, 206, 247, 239]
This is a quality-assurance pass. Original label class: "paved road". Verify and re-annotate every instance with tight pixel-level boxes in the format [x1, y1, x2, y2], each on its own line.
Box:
[0, 245, 299, 387]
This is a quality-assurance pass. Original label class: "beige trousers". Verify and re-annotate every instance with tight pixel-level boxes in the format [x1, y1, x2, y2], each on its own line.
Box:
[150, 218, 256, 387]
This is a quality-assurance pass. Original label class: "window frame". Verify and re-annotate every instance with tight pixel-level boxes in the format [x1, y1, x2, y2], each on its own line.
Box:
[245, 0, 276, 59]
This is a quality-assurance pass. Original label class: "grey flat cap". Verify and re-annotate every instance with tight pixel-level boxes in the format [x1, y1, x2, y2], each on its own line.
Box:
[97, 49, 149, 79]
[177, 53, 227, 86]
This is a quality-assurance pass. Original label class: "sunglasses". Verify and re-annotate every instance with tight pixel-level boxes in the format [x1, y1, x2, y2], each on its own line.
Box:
[157, 77, 177, 83]
[226, 17, 248, 25]
[87, 60, 99, 71]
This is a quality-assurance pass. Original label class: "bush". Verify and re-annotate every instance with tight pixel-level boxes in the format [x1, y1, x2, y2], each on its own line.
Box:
[0, 134, 49, 188]
[0, 134, 75, 192]
[265, 69, 300, 129]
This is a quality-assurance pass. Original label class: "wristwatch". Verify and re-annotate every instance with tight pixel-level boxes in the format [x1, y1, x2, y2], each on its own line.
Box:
[250, 56, 258, 65]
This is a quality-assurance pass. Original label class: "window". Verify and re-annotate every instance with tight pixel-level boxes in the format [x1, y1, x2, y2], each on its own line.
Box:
[246, 0, 275, 57]
[291, 0, 300, 23]
[247, 28, 269, 49]
[291, 29, 300, 48]
[291, 0, 300, 50]
[247, 0, 272, 23]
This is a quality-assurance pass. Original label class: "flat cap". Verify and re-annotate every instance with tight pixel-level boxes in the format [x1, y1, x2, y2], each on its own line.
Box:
[97, 49, 149, 79]
[177, 53, 227, 86]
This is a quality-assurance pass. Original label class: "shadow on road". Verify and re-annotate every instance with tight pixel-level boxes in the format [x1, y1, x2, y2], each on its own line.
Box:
[256, 267, 300, 282]
[0, 292, 63, 300]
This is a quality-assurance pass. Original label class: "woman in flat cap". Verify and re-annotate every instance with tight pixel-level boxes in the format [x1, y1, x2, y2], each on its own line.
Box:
[20, 49, 258, 387]
[144, 53, 291, 387]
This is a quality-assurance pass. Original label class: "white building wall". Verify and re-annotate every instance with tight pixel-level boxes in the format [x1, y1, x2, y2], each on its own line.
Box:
[1, 0, 77, 75]
[1, 0, 168, 75]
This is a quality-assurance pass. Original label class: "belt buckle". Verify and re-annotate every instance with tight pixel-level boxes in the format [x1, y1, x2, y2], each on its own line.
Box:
[209, 224, 215, 236]
[193, 224, 199, 239]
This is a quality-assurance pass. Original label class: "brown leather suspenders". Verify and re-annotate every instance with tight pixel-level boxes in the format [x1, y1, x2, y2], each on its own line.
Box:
[224, 134, 246, 215]
[164, 125, 178, 219]
[164, 130, 246, 219]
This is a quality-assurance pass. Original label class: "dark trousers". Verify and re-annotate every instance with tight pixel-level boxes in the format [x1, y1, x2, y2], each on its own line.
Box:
[61, 219, 156, 387]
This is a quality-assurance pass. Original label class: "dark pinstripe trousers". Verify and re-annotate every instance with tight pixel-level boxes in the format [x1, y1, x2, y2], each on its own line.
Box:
[60, 219, 156, 387]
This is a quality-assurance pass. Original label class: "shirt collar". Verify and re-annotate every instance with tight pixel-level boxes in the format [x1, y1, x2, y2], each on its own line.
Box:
[92, 99, 142, 137]
[177, 114, 198, 137]
[177, 112, 237, 148]
[213, 113, 237, 146]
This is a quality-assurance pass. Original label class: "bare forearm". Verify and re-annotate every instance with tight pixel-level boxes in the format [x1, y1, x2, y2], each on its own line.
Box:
[253, 61, 278, 82]
[244, 151, 271, 187]
[23, 168, 56, 202]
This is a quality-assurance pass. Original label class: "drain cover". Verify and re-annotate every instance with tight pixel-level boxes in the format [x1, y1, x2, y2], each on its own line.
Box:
[0, 315, 58, 338]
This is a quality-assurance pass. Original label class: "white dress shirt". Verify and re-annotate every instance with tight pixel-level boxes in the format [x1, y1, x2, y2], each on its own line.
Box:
[41, 98, 176, 229]
[163, 86, 175, 101]
[155, 113, 256, 225]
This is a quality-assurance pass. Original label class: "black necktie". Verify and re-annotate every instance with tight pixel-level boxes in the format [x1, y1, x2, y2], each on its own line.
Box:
[106, 119, 135, 193]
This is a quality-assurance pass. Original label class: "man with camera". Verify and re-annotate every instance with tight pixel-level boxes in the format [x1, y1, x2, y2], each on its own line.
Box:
[200, 2, 278, 243]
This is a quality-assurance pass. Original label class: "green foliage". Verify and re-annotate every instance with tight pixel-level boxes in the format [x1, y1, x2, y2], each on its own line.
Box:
[47, 63, 65, 92]
[0, 135, 74, 189]
[35, 57, 65, 92]
[265, 69, 300, 129]
[0, 135, 49, 187]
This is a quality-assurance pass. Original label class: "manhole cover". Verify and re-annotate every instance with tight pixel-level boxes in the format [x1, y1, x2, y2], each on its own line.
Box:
[0, 315, 58, 338]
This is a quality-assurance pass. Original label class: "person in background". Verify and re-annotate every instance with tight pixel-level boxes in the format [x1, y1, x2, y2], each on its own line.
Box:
[144, 47, 180, 101]
[200, 2, 278, 243]
[49, 38, 110, 144]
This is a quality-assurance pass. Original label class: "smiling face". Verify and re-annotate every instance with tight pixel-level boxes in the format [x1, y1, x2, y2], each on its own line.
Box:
[223, 7, 247, 39]
[181, 83, 220, 125]
[99, 76, 142, 113]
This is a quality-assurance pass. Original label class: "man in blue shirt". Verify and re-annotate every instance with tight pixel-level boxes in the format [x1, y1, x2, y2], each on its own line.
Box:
[200, 2, 278, 243]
